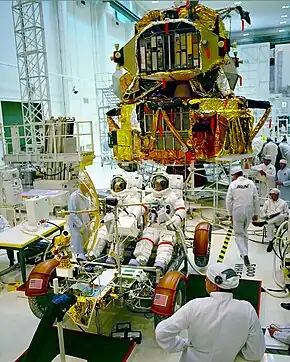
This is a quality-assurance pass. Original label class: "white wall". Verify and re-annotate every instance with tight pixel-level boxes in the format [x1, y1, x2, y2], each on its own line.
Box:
[275, 43, 290, 93]
[235, 43, 270, 101]
[0, 0, 141, 156]
[0, 1, 20, 101]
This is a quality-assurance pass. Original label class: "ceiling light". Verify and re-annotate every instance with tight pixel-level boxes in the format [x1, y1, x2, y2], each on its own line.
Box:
[234, 1, 242, 5]
[151, 1, 159, 3]
[282, 5, 290, 8]
[280, 21, 287, 24]
[281, 14, 288, 18]
[279, 29, 285, 32]
[243, 33, 249, 36]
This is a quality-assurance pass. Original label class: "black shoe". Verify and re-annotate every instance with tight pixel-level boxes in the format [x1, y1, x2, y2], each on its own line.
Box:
[244, 256, 250, 267]
[267, 241, 274, 253]
[281, 303, 290, 311]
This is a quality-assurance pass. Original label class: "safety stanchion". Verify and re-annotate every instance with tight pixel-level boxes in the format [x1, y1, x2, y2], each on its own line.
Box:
[217, 225, 233, 263]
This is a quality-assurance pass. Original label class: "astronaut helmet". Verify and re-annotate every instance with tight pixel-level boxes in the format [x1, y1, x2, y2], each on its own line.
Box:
[151, 172, 170, 197]
[110, 175, 128, 197]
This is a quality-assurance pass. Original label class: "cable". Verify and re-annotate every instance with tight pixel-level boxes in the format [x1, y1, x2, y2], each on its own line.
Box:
[44, 221, 63, 233]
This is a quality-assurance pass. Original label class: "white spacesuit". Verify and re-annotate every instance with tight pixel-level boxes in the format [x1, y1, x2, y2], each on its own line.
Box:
[261, 188, 288, 249]
[129, 172, 186, 271]
[251, 155, 276, 199]
[91, 174, 142, 264]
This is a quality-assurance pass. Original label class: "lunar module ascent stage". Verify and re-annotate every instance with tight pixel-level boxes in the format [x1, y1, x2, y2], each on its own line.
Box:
[109, 1, 271, 166]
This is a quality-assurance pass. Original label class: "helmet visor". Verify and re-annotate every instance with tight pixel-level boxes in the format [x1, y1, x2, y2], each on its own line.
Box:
[111, 177, 127, 193]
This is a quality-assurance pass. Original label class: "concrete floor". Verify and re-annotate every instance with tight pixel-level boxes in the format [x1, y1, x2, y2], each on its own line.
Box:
[1, 219, 290, 362]
[0, 162, 290, 361]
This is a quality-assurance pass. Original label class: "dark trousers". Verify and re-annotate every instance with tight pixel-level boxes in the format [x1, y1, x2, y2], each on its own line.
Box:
[6, 249, 14, 266]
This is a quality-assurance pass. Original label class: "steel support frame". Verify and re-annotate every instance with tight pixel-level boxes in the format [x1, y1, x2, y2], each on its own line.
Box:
[12, 0, 51, 152]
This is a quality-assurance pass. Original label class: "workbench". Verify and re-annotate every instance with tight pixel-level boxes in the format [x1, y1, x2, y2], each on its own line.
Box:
[0, 219, 66, 282]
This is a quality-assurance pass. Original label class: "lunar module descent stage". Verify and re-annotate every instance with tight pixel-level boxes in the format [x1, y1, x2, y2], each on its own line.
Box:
[109, 1, 271, 166]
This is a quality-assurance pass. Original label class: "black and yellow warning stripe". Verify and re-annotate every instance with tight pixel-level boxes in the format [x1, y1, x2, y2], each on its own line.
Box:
[217, 225, 233, 263]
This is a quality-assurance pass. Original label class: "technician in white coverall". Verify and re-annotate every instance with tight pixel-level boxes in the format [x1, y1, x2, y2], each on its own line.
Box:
[129, 172, 186, 271]
[155, 262, 265, 362]
[279, 138, 290, 165]
[276, 159, 290, 204]
[91, 174, 142, 264]
[68, 180, 91, 258]
[261, 188, 288, 252]
[251, 154, 276, 199]
[226, 167, 259, 266]
[268, 324, 290, 345]
[0, 215, 14, 266]
[263, 137, 278, 165]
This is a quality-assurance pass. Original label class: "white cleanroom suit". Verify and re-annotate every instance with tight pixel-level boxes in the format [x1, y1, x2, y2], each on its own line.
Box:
[226, 171, 259, 259]
[277, 160, 290, 205]
[263, 139, 278, 165]
[68, 188, 91, 256]
[261, 190, 288, 243]
[155, 263, 265, 362]
[272, 324, 290, 345]
[0, 215, 14, 266]
[129, 172, 186, 270]
[251, 156, 276, 199]
[279, 141, 290, 165]
[91, 174, 142, 264]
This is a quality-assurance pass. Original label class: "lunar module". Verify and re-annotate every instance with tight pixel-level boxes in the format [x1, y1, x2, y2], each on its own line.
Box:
[108, 1, 271, 165]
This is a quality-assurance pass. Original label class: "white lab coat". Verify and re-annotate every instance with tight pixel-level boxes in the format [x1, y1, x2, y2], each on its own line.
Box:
[0, 215, 10, 232]
[0, 215, 14, 263]
[133, 189, 186, 267]
[263, 141, 278, 165]
[92, 189, 142, 258]
[277, 167, 290, 205]
[251, 163, 276, 199]
[155, 292, 265, 362]
[262, 198, 289, 242]
[279, 142, 290, 165]
[226, 176, 259, 258]
[68, 189, 91, 255]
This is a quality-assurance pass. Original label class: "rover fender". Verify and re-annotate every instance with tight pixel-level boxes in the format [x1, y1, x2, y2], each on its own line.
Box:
[193, 221, 212, 267]
[25, 259, 60, 297]
[151, 271, 186, 317]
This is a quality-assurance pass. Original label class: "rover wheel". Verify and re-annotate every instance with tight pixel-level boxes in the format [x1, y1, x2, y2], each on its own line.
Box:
[28, 291, 54, 319]
[153, 278, 186, 328]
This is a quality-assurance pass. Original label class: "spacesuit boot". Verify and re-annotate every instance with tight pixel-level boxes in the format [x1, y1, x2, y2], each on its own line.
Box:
[89, 226, 108, 260]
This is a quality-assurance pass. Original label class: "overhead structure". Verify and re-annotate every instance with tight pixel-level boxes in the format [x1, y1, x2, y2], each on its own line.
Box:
[108, 1, 271, 167]
[12, 0, 51, 152]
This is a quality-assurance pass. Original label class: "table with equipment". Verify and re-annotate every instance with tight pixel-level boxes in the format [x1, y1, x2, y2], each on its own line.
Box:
[0, 219, 66, 282]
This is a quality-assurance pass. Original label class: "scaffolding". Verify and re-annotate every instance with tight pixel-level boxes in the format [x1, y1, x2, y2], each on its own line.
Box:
[12, 0, 51, 152]
[96, 73, 120, 166]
